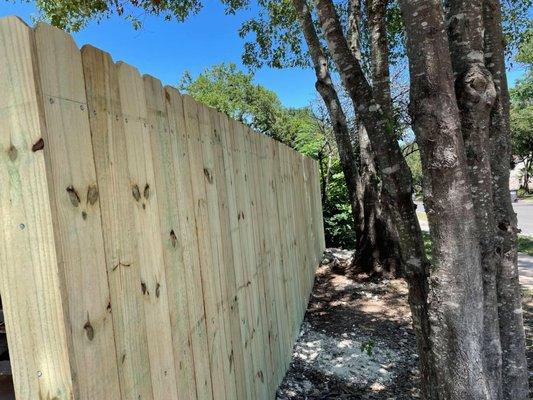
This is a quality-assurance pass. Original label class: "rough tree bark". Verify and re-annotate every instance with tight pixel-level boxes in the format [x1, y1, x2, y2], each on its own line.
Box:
[399, 0, 492, 397]
[354, 122, 401, 276]
[444, 0, 502, 397]
[484, 0, 529, 397]
[366, 0, 393, 112]
[348, 0, 402, 276]
[365, 0, 403, 276]
[311, 1, 437, 398]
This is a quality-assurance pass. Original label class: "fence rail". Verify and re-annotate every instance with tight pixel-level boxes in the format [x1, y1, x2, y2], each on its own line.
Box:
[0, 16, 325, 400]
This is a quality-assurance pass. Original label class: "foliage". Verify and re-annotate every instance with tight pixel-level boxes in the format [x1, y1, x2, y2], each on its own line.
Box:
[518, 235, 533, 256]
[360, 340, 375, 357]
[27, 0, 530, 66]
[322, 163, 356, 249]
[502, 0, 533, 58]
[403, 142, 423, 195]
[511, 28, 533, 188]
[517, 187, 533, 197]
[515, 26, 533, 64]
[26, 0, 203, 31]
[179, 63, 285, 140]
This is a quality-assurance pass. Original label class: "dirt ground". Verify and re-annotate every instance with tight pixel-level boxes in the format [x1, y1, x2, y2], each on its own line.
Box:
[277, 249, 533, 399]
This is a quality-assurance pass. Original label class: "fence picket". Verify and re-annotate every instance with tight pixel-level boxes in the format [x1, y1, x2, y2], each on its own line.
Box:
[116, 62, 179, 400]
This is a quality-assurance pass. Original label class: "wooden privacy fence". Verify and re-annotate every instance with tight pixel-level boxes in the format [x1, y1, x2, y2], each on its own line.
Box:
[0, 17, 325, 400]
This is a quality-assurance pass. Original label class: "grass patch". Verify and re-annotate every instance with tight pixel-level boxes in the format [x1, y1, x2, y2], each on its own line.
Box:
[518, 236, 533, 256]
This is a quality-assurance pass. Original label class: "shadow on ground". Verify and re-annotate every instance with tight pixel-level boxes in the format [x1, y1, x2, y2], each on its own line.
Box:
[278, 249, 533, 399]
[277, 250, 419, 399]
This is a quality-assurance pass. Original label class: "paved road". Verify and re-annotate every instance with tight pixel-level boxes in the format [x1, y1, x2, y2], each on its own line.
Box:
[519, 254, 533, 289]
[513, 201, 533, 237]
[415, 200, 533, 236]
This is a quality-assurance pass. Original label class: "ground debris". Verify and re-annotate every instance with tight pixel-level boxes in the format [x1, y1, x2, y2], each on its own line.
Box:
[277, 249, 420, 399]
[279, 249, 533, 399]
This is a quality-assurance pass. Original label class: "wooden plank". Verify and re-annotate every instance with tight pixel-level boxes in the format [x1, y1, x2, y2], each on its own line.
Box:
[209, 110, 247, 400]
[254, 134, 282, 391]
[219, 117, 256, 399]
[164, 87, 213, 400]
[116, 62, 179, 400]
[255, 132, 280, 393]
[81, 45, 154, 400]
[234, 124, 269, 399]
[144, 76, 197, 400]
[267, 137, 289, 388]
[182, 95, 227, 400]
[197, 103, 238, 400]
[270, 142, 290, 373]
[0, 16, 74, 400]
[33, 23, 122, 400]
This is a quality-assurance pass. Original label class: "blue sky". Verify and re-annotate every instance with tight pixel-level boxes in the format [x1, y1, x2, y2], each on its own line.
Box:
[0, 1, 528, 109]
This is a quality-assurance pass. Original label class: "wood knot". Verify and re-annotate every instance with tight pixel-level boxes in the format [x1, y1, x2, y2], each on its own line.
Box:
[143, 183, 150, 200]
[170, 230, 177, 248]
[87, 184, 99, 205]
[203, 168, 213, 184]
[7, 145, 18, 161]
[132, 184, 141, 202]
[141, 281, 148, 295]
[31, 138, 44, 152]
[155, 283, 161, 298]
[66, 186, 81, 207]
[83, 316, 94, 341]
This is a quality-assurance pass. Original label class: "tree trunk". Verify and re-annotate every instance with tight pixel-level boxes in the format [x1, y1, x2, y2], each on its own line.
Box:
[399, 0, 495, 398]
[292, 0, 400, 277]
[312, 1, 436, 397]
[444, 1, 502, 397]
[366, 0, 393, 112]
[483, 0, 529, 397]
[353, 122, 402, 277]
[347, 0, 402, 277]
[365, 0, 403, 276]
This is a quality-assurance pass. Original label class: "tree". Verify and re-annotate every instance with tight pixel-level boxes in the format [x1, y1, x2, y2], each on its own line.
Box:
[180, 63, 287, 141]
[511, 31, 533, 193]
[399, 0, 528, 398]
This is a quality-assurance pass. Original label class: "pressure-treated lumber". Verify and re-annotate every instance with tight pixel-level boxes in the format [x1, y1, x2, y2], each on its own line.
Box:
[33, 23, 122, 400]
[81, 45, 155, 400]
[164, 87, 214, 400]
[145, 76, 198, 400]
[0, 17, 325, 400]
[0, 17, 74, 400]
[116, 62, 179, 400]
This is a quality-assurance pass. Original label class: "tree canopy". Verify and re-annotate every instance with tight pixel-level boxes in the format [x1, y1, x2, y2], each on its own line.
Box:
[24, 0, 531, 64]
